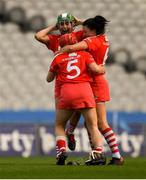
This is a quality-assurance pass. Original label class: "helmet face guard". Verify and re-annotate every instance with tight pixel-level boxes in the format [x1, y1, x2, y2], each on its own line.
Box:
[57, 13, 75, 25]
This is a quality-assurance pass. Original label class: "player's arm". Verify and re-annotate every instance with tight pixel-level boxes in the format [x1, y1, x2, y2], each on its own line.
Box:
[55, 41, 88, 54]
[46, 57, 58, 82]
[46, 71, 56, 82]
[35, 25, 57, 45]
[88, 63, 105, 74]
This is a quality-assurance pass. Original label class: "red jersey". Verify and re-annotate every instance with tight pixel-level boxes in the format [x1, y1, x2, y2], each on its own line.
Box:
[47, 30, 84, 53]
[49, 51, 95, 83]
[83, 35, 109, 65]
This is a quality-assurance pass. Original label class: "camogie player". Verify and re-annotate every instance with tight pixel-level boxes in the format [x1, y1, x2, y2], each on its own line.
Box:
[56, 15, 124, 165]
[46, 33, 106, 165]
[35, 13, 84, 150]
[35, 13, 84, 100]
[35, 13, 84, 53]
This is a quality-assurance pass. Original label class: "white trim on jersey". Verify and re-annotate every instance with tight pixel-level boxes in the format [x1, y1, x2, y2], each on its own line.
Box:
[103, 47, 109, 65]
[53, 53, 63, 60]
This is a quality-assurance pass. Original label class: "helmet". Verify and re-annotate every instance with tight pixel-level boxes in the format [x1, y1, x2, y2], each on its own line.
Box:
[57, 13, 75, 24]
[59, 33, 78, 47]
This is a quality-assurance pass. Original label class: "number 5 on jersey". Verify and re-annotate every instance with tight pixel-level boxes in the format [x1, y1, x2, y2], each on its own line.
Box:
[67, 59, 81, 79]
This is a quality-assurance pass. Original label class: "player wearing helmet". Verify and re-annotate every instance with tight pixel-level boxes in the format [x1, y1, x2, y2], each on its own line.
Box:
[35, 13, 84, 152]
[35, 13, 84, 105]
[35, 13, 83, 52]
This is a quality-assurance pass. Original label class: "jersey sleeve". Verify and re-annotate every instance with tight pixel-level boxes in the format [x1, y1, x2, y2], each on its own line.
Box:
[83, 37, 101, 51]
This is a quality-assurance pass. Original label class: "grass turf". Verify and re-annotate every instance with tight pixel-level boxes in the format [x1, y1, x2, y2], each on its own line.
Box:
[0, 156, 146, 179]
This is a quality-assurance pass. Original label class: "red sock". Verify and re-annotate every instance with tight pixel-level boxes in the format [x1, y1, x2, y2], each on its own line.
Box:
[93, 146, 103, 153]
[56, 136, 66, 158]
[102, 127, 121, 158]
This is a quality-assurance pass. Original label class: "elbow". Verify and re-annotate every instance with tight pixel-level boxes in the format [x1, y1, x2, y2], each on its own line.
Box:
[46, 78, 52, 83]
[46, 75, 54, 83]
[46, 76, 51, 83]
[34, 32, 46, 43]
[46, 79, 51, 83]
[46, 71, 55, 83]
[34, 33, 38, 40]
[34, 33, 40, 41]
[34, 33, 41, 41]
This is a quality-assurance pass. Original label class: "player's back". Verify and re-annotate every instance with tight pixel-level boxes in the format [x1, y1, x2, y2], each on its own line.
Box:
[54, 51, 94, 83]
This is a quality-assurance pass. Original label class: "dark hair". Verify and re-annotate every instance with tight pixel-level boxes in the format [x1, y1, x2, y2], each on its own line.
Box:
[83, 15, 109, 35]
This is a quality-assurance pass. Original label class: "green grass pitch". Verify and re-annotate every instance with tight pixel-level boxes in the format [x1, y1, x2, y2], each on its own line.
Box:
[0, 156, 146, 179]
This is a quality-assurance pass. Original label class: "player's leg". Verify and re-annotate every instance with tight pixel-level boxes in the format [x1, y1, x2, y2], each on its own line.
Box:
[55, 80, 80, 151]
[81, 108, 106, 165]
[96, 102, 124, 165]
[65, 110, 81, 151]
[91, 76, 124, 165]
[81, 108, 102, 149]
[55, 109, 73, 165]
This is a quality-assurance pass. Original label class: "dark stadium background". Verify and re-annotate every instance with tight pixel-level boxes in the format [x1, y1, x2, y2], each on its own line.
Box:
[0, 0, 146, 159]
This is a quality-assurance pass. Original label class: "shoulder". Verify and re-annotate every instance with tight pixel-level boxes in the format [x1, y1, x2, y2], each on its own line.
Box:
[83, 36, 99, 46]
[53, 53, 68, 61]
[99, 34, 109, 42]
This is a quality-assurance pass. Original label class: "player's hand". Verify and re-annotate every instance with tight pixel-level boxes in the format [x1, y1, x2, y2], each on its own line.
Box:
[73, 16, 84, 26]
[98, 64, 106, 74]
